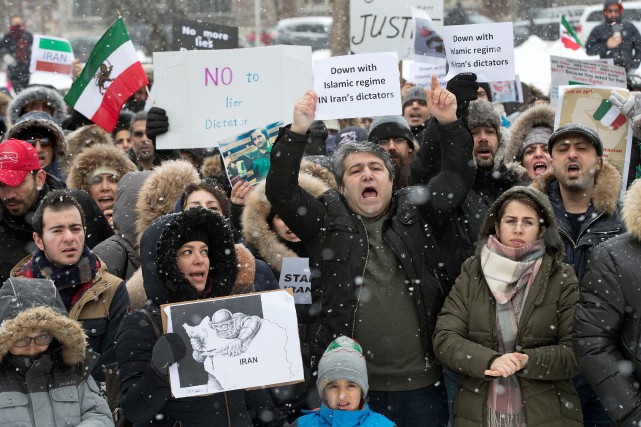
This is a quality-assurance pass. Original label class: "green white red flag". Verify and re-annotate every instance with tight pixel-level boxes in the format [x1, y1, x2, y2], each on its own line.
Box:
[560, 15, 583, 51]
[593, 99, 627, 130]
[29, 35, 74, 75]
[64, 18, 148, 132]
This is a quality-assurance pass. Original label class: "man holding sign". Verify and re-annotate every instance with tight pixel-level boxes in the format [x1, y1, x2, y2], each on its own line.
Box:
[266, 76, 474, 426]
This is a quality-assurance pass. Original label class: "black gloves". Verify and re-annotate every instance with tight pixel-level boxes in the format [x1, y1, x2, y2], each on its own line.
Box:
[151, 333, 187, 376]
[146, 106, 169, 140]
[446, 72, 479, 123]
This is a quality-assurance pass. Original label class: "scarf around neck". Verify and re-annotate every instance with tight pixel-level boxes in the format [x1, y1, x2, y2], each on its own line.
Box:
[480, 234, 545, 427]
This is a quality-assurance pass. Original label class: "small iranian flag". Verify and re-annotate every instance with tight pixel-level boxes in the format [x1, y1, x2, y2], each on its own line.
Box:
[64, 18, 148, 132]
[593, 99, 627, 130]
[29, 35, 74, 75]
[560, 15, 583, 51]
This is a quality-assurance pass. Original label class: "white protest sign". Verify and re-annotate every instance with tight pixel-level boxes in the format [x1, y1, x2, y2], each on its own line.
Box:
[412, 8, 445, 63]
[278, 258, 311, 305]
[313, 52, 401, 119]
[351, 0, 443, 60]
[442, 22, 515, 82]
[403, 59, 447, 87]
[29, 34, 74, 75]
[153, 46, 313, 149]
[163, 290, 304, 398]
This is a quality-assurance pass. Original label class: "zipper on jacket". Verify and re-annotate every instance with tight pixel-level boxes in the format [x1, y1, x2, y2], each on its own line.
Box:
[560, 211, 609, 248]
[224, 392, 232, 427]
[350, 217, 370, 338]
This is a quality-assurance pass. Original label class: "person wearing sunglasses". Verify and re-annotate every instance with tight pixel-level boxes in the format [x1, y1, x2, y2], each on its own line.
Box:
[4, 110, 67, 181]
[127, 111, 162, 171]
[0, 277, 113, 426]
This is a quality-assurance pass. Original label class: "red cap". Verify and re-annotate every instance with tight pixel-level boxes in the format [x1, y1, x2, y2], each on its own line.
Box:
[0, 139, 41, 187]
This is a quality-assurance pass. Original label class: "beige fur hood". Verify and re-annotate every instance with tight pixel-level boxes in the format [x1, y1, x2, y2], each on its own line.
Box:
[66, 144, 137, 193]
[61, 124, 113, 174]
[622, 178, 641, 240]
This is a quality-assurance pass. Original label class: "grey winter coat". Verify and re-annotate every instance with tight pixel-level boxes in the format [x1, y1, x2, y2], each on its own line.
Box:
[0, 277, 113, 426]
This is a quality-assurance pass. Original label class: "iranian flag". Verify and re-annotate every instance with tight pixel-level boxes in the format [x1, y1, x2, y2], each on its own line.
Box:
[29, 35, 74, 75]
[64, 18, 148, 132]
[593, 99, 627, 130]
[560, 15, 583, 51]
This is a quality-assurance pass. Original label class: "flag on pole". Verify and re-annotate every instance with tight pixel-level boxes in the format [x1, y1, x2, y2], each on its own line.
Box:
[64, 18, 148, 132]
[29, 35, 74, 75]
[560, 15, 583, 51]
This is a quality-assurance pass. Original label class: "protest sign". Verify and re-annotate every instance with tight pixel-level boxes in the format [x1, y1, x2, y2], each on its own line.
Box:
[278, 258, 311, 305]
[556, 85, 632, 199]
[172, 19, 239, 50]
[412, 8, 445, 62]
[313, 52, 401, 119]
[549, 56, 626, 106]
[29, 35, 74, 75]
[350, 0, 443, 60]
[487, 77, 523, 103]
[219, 121, 281, 186]
[442, 22, 515, 82]
[402, 59, 447, 87]
[153, 46, 313, 149]
[162, 290, 304, 398]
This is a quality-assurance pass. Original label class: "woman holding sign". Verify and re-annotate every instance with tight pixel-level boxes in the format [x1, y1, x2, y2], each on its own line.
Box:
[115, 207, 283, 426]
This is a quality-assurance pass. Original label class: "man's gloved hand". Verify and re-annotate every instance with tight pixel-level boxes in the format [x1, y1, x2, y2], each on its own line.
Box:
[446, 72, 479, 122]
[146, 106, 169, 140]
[610, 90, 641, 122]
[151, 333, 187, 376]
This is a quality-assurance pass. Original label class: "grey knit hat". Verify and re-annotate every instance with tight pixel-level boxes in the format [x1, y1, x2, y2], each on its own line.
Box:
[467, 100, 502, 132]
[402, 86, 427, 108]
[316, 336, 369, 399]
[368, 115, 418, 151]
[517, 126, 553, 161]
[548, 123, 603, 156]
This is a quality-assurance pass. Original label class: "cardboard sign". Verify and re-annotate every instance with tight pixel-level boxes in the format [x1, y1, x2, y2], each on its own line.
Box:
[550, 56, 626, 106]
[162, 290, 304, 398]
[153, 46, 313, 149]
[350, 0, 443, 60]
[313, 52, 401, 119]
[218, 121, 281, 186]
[556, 85, 632, 200]
[403, 59, 447, 87]
[278, 258, 311, 305]
[442, 22, 515, 82]
[172, 18, 239, 50]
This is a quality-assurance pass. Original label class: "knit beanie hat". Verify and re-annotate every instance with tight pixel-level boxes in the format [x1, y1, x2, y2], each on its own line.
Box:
[517, 126, 553, 161]
[467, 100, 502, 132]
[316, 336, 369, 399]
[335, 126, 369, 146]
[402, 86, 427, 108]
[548, 123, 604, 156]
[368, 116, 417, 150]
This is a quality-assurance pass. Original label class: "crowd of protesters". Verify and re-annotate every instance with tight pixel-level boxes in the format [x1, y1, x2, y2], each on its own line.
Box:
[1, 4, 641, 426]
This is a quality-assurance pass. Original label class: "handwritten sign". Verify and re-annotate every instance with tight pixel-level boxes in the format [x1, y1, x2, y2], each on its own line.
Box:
[350, 0, 443, 60]
[278, 258, 311, 305]
[556, 85, 632, 200]
[313, 52, 401, 119]
[153, 46, 313, 149]
[163, 290, 303, 398]
[172, 18, 239, 50]
[442, 22, 515, 82]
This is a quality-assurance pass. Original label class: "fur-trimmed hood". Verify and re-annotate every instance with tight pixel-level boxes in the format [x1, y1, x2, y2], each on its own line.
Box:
[505, 104, 556, 164]
[476, 186, 565, 261]
[622, 178, 641, 240]
[5, 111, 66, 160]
[467, 100, 511, 172]
[201, 154, 224, 179]
[66, 144, 137, 194]
[135, 159, 200, 250]
[0, 278, 86, 365]
[531, 160, 622, 216]
[140, 208, 238, 305]
[61, 125, 113, 174]
[241, 159, 335, 273]
[7, 85, 67, 124]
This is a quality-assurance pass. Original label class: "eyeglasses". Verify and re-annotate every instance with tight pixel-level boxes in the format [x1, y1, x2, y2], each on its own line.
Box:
[132, 130, 146, 138]
[13, 334, 53, 347]
[377, 137, 407, 146]
[501, 218, 540, 230]
[25, 137, 52, 147]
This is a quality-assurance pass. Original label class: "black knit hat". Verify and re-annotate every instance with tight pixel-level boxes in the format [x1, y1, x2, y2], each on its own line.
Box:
[548, 123, 604, 156]
[367, 115, 417, 151]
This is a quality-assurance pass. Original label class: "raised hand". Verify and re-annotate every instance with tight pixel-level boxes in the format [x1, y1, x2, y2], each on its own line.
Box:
[425, 75, 458, 125]
[291, 90, 318, 135]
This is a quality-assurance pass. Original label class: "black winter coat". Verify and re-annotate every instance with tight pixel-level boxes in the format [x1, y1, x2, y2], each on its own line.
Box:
[586, 20, 641, 71]
[265, 122, 474, 368]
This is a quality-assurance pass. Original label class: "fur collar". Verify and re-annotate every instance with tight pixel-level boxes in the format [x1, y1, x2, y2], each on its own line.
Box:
[530, 160, 621, 216]
[623, 178, 641, 239]
[61, 125, 114, 174]
[504, 104, 556, 164]
[66, 144, 137, 193]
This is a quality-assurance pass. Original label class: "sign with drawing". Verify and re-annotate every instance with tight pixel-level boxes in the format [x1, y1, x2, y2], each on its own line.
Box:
[162, 290, 303, 398]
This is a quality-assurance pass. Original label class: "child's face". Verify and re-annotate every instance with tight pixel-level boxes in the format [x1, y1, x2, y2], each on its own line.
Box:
[325, 379, 362, 411]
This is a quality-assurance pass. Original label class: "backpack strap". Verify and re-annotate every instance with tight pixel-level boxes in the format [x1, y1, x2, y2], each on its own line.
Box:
[139, 308, 161, 339]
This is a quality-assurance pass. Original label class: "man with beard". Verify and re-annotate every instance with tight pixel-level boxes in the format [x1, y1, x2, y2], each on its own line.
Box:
[367, 116, 419, 191]
[531, 123, 625, 426]
[586, 0, 641, 72]
[237, 127, 273, 181]
[127, 111, 161, 170]
[0, 139, 113, 283]
[0, 16, 33, 93]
